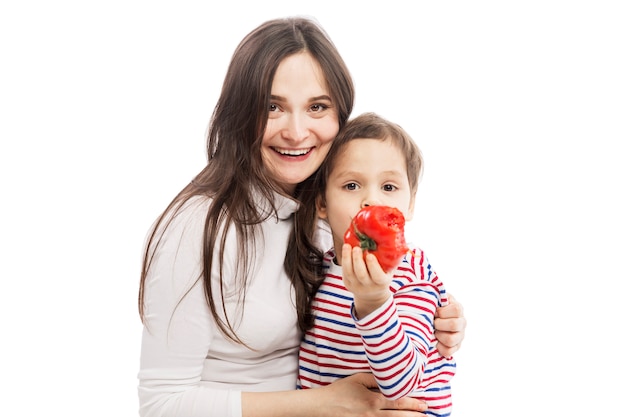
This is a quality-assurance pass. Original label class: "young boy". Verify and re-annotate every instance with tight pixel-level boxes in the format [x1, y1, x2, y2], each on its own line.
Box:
[298, 113, 456, 416]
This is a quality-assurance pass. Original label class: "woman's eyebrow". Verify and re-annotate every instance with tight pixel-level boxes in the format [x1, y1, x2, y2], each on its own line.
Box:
[310, 95, 332, 102]
[269, 94, 332, 102]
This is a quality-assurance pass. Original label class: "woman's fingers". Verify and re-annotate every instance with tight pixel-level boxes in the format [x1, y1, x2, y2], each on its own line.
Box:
[434, 333, 462, 357]
[435, 294, 463, 319]
[350, 373, 428, 415]
[434, 294, 466, 356]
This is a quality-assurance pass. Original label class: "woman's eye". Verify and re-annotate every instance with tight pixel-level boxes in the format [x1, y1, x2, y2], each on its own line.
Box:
[310, 103, 328, 113]
[269, 104, 279, 112]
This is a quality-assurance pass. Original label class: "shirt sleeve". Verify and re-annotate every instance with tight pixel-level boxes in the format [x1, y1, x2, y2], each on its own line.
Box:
[137, 199, 242, 417]
[351, 248, 446, 400]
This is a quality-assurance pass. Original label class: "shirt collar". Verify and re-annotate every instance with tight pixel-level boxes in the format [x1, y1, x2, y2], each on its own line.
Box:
[254, 188, 299, 221]
[274, 192, 299, 220]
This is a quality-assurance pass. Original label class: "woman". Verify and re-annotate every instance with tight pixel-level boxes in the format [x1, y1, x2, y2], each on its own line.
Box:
[138, 17, 465, 417]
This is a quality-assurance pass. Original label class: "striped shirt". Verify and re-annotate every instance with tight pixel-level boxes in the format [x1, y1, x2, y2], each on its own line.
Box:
[298, 247, 456, 416]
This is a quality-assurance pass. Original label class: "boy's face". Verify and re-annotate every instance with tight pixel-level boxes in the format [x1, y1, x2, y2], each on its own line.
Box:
[317, 138, 416, 254]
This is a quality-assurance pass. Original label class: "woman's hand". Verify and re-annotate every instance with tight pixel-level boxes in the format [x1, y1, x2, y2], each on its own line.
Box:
[317, 373, 428, 417]
[434, 294, 466, 357]
[243, 373, 428, 417]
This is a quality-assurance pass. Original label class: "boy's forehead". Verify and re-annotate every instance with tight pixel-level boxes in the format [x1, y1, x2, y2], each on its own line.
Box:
[337, 137, 398, 156]
[331, 140, 407, 174]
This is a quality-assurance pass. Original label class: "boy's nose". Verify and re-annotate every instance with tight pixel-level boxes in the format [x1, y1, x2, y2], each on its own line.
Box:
[361, 196, 380, 208]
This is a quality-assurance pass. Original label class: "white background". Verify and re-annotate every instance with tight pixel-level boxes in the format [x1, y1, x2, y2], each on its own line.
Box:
[1, 1, 625, 416]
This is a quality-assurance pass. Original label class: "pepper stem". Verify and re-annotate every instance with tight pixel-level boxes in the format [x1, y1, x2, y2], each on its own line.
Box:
[352, 221, 377, 251]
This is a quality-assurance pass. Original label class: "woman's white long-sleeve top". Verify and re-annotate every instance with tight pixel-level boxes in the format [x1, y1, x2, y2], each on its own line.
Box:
[138, 194, 316, 417]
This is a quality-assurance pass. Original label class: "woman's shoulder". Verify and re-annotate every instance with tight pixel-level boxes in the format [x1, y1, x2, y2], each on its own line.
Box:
[153, 195, 213, 239]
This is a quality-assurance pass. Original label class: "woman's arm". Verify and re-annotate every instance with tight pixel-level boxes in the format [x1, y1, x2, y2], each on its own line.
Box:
[138, 200, 230, 416]
[140, 203, 428, 417]
[242, 373, 428, 417]
[434, 294, 466, 357]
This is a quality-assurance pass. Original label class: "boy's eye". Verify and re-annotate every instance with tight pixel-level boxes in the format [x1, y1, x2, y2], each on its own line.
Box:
[383, 184, 397, 192]
[345, 183, 358, 191]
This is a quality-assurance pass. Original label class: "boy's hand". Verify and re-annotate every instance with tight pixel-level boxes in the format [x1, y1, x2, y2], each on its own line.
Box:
[341, 243, 392, 319]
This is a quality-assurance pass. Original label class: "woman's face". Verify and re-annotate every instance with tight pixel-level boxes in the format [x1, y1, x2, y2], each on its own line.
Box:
[262, 52, 339, 194]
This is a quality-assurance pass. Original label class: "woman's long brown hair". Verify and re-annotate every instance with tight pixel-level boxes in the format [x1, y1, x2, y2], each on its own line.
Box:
[138, 17, 354, 343]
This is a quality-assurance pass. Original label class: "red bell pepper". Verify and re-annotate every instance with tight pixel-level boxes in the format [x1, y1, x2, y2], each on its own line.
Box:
[343, 205, 409, 273]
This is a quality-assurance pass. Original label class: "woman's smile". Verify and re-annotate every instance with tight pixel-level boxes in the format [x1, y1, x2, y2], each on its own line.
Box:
[271, 146, 314, 157]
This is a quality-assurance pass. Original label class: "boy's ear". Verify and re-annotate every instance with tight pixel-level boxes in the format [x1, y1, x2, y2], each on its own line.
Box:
[316, 194, 328, 219]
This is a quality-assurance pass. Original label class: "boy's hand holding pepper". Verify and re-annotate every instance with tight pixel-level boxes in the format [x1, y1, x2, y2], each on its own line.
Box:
[342, 206, 409, 319]
[341, 243, 393, 319]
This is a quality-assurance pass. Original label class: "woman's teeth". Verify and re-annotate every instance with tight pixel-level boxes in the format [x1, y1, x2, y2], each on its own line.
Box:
[274, 147, 311, 156]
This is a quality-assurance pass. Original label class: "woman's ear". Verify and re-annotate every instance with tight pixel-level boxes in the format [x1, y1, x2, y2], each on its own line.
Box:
[316, 194, 328, 219]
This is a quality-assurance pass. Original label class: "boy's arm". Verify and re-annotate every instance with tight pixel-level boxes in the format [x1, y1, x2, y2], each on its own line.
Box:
[352, 249, 446, 400]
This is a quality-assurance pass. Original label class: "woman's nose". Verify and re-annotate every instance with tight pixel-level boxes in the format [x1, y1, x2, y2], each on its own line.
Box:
[282, 113, 309, 142]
